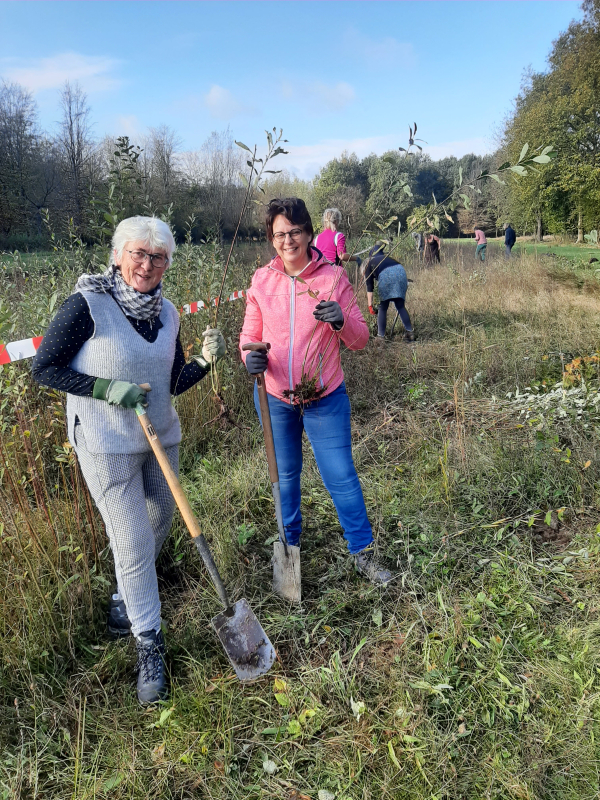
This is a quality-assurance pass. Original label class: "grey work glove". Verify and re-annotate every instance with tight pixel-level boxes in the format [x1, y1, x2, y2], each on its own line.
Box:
[192, 327, 226, 369]
[245, 349, 269, 375]
[313, 300, 344, 331]
[93, 379, 148, 409]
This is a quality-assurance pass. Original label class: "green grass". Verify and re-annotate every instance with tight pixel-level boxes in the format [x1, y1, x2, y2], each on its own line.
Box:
[444, 238, 600, 261]
[2, 245, 600, 799]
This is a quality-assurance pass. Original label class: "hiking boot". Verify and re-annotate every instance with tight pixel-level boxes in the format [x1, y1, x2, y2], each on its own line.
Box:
[404, 331, 416, 342]
[354, 546, 392, 585]
[107, 596, 132, 638]
[135, 630, 168, 705]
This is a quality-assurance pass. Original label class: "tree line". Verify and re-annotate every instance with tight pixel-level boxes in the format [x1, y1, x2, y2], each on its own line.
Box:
[1, 0, 598, 250]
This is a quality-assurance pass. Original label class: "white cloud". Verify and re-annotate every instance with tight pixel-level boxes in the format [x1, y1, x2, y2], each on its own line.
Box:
[285, 135, 398, 179]
[342, 29, 416, 69]
[115, 115, 141, 138]
[2, 52, 121, 93]
[203, 85, 257, 120]
[279, 80, 356, 113]
[423, 137, 491, 160]
[284, 135, 492, 180]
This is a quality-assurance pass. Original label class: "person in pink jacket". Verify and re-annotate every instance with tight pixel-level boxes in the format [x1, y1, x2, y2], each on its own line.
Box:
[240, 197, 391, 584]
[474, 227, 487, 261]
[313, 208, 362, 270]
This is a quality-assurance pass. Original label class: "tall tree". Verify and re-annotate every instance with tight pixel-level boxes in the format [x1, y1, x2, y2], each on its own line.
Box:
[0, 81, 38, 239]
[56, 81, 94, 232]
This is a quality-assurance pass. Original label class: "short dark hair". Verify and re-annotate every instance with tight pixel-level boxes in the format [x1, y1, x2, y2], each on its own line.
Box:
[265, 197, 314, 243]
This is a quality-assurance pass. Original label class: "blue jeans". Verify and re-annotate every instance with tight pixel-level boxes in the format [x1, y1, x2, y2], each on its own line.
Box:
[254, 382, 373, 554]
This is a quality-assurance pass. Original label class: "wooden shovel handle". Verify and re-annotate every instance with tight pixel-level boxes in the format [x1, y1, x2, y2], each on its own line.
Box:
[242, 342, 271, 353]
[135, 405, 231, 610]
[242, 343, 277, 484]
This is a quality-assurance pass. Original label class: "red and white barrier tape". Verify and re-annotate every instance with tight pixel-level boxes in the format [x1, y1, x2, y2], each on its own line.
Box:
[0, 289, 247, 365]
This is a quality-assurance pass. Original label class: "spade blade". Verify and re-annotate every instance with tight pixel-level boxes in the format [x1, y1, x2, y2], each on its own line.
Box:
[211, 597, 275, 681]
[272, 541, 301, 603]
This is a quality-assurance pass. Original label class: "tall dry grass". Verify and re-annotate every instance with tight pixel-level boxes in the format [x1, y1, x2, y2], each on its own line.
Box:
[2, 245, 600, 799]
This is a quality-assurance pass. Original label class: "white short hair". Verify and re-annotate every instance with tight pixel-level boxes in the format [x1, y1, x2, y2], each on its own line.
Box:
[322, 208, 342, 229]
[112, 216, 176, 264]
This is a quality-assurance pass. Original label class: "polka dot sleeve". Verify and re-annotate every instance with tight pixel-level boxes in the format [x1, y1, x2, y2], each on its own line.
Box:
[31, 292, 97, 396]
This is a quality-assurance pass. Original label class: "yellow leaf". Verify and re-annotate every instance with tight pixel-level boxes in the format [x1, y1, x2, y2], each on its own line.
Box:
[273, 677, 288, 693]
[584, 460, 591, 469]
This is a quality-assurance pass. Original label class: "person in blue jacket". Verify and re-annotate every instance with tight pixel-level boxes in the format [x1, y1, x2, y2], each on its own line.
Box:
[363, 241, 415, 341]
[504, 223, 517, 259]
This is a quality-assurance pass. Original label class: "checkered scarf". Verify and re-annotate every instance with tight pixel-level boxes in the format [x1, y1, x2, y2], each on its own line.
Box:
[74, 265, 163, 323]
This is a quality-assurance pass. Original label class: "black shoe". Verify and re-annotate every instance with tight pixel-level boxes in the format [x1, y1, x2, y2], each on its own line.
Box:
[404, 331, 416, 342]
[354, 546, 392, 585]
[107, 597, 132, 638]
[135, 630, 168, 705]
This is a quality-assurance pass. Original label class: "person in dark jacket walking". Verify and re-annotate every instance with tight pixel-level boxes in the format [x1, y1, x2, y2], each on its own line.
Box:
[504, 223, 516, 258]
[363, 241, 415, 341]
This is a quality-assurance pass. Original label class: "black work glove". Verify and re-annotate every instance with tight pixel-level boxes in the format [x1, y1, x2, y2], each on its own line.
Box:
[313, 300, 344, 330]
[245, 349, 269, 375]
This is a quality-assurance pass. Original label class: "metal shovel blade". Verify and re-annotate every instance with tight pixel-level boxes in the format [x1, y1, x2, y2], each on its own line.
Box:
[273, 542, 302, 603]
[211, 597, 276, 681]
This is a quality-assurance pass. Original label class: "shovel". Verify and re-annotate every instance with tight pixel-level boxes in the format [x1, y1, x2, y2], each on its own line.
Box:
[242, 344, 302, 604]
[135, 386, 275, 681]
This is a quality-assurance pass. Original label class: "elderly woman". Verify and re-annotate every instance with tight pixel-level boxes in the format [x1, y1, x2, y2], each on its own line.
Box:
[313, 207, 362, 270]
[240, 198, 391, 585]
[32, 216, 225, 705]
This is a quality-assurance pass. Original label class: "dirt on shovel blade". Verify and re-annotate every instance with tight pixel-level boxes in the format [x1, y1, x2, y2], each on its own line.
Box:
[211, 597, 275, 681]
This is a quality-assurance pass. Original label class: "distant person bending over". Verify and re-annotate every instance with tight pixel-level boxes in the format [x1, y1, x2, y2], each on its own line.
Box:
[313, 208, 362, 270]
[364, 241, 415, 342]
[424, 233, 441, 264]
[504, 223, 516, 259]
[411, 231, 425, 260]
[474, 227, 487, 261]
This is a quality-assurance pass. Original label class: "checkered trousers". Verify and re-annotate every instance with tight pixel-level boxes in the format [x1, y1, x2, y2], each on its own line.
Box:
[73, 422, 178, 636]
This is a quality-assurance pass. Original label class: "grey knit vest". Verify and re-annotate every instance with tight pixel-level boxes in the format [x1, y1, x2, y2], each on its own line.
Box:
[66, 291, 181, 454]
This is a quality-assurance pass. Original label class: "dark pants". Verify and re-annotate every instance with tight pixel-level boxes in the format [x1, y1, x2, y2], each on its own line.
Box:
[378, 298, 412, 337]
[505, 244, 513, 259]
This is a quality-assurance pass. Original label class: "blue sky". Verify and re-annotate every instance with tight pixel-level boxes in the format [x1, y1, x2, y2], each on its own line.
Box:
[0, 0, 582, 178]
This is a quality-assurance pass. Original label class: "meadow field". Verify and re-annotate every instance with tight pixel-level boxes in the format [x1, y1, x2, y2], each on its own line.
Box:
[1, 241, 600, 800]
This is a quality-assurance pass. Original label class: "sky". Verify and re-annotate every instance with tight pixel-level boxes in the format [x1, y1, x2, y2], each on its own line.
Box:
[0, 0, 583, 179]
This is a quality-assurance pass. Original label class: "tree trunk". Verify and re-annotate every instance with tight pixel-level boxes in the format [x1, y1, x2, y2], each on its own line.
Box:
[536, 215, 543, 242]
[576, 207, 583, 243]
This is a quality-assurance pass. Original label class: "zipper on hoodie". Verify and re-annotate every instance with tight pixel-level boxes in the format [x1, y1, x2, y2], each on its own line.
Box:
[288, 276, 296, 399]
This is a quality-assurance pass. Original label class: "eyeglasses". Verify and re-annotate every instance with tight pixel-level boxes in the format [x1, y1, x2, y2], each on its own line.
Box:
[125, 249, 168, 268]
[272, 228, 304, 243]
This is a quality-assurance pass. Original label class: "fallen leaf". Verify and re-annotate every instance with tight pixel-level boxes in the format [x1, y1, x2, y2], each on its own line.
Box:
[318, 791, 335, 800]
[263, 758, 278, 774]
[152, 743, 165, 762]
[584, 460, 591, 469]
[372, 608, 383, 627]
[214, 760, 225, 774]
[288, 790, 312, 800]
[350, 696, 366, 721]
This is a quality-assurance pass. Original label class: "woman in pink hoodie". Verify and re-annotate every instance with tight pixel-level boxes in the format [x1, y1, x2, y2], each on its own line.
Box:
[240, 198, 391, 584]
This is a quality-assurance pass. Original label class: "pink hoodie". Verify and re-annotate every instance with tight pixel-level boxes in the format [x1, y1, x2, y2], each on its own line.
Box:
[240, 249, 369, 403]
